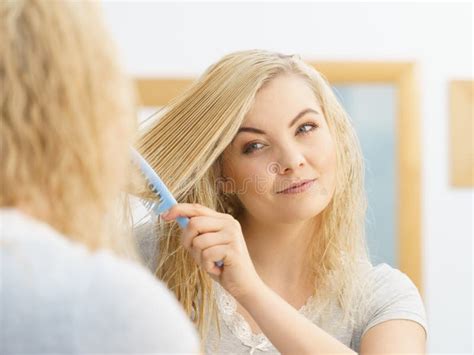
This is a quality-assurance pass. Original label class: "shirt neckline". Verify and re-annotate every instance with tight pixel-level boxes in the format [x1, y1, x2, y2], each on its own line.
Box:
[212, 279, 319, 352]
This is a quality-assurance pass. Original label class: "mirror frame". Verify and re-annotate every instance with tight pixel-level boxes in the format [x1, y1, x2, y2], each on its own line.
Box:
[134, 61, 423, 295]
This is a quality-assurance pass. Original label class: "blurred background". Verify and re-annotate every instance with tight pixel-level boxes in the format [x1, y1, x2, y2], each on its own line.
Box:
[100, 1, 473, 353]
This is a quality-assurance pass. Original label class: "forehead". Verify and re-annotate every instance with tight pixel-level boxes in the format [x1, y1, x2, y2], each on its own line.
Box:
[243, 74, 320, 126]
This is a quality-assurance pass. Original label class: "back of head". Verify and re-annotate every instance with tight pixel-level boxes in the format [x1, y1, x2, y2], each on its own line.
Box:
[0, 0, 136, 252]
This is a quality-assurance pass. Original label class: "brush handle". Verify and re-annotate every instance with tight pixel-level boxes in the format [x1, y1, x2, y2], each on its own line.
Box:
[131, 148, 224, 268]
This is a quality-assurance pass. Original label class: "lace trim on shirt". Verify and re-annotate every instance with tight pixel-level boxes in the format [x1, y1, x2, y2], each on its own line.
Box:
[212, 280, 321, 354]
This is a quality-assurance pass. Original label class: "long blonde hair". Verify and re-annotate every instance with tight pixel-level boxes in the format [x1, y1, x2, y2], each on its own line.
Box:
[137, 50, 371, 344]
[0, 0, 137, 255]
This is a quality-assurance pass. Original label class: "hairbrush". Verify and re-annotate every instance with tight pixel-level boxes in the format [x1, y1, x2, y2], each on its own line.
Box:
[130, 148, 224, 268]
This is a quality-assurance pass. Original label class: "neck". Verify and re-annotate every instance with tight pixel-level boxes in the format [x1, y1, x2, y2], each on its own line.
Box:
[238, 211, 320, 291]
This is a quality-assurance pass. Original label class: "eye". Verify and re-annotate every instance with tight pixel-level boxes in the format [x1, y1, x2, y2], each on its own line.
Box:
[242, 123, 319, 155]
[243, 142, 265, 155]
[297, 122, 318, 135]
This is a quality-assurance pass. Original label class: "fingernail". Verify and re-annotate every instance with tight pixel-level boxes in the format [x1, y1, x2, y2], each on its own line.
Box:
[161, 211, 170, 218]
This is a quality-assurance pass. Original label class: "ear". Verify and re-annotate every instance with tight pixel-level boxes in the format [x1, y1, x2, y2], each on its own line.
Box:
[216, 153, 236, 194]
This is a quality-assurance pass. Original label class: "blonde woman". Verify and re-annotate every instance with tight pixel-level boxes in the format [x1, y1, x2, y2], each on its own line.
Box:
[0, 1, 199, 353]
[136, 50, 428, 353]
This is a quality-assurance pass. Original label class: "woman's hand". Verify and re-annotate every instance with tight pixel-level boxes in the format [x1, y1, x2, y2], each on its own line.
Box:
[161, 203, 261, 301]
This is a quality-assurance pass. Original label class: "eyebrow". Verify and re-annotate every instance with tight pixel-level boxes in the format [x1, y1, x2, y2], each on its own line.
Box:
[234, 108, 320, 138]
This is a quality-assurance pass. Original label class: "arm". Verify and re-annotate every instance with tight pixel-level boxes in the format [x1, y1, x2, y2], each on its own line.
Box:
[238, 278, 356, 355]
[359, 319, 426, 354]
[358, 264, 428, 354]
[162, 204, 355, 354]
[239, 279, 427, 354]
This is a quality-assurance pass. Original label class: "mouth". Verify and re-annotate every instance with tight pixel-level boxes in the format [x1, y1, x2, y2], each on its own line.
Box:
[276, 179, 317, 194]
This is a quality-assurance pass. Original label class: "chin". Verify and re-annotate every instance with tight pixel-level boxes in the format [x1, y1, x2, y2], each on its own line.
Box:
[274, 205, 325, 224]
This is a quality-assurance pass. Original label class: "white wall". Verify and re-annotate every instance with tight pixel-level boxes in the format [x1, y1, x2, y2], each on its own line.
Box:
[100, 2, 473, 353]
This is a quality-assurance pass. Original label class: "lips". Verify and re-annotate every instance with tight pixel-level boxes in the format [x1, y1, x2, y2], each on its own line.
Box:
[277, 179, 316, 193]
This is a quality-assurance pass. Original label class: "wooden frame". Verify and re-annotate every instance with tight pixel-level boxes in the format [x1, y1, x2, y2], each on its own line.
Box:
[450, 80, 474, 187]
[134, 61, 423, 295]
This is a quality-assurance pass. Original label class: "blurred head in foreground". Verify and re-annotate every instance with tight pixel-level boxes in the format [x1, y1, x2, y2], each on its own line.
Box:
[0, 0, 136, 254]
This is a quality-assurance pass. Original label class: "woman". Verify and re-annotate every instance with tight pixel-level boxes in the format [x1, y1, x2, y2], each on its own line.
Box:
[0, 1, 199, 353]
[136, 50, 427, 353]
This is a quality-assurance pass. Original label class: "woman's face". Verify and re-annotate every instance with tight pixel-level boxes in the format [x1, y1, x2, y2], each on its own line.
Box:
[221, 73, 337, 224]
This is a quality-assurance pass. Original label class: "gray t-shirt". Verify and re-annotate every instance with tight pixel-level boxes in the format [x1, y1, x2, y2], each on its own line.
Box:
[0, 209, 200, 354]
[134, 215, 428, 354]
[205, 263, 428, 354]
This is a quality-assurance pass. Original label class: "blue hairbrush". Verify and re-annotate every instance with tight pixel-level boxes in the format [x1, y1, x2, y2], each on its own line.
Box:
[130, 148, 224, 268]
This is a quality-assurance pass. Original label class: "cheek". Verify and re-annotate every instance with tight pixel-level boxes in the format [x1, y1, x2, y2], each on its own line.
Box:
[319, 137, 338, 196]
[222, 152, 274, 196]
[235, 162, 274, 195]
[312, 131, 337, 171]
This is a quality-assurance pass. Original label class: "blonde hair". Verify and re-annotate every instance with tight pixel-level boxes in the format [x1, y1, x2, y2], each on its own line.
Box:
[137, 50, 371, 345]
[0, 0, 137, 255]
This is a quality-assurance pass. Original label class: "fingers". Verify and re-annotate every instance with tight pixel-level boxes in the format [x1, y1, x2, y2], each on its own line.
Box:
[160, 203, 238, 278]
[188, 231, 231, 264]
[187, 232, 222, 265]
[201, 244, 228, 276]
[162, 203, 229, 220]
[181, 216, 229, 249]
[190, 231, 232, 251]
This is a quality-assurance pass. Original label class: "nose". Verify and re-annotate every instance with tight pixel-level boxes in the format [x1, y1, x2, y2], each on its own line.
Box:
[274, 145, 305, 174]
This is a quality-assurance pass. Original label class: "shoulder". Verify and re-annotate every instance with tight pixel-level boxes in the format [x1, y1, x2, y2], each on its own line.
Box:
[365, 262, 415, 290]
[358, 263, 428, 340]
[78, 250, 200, 353]
[1, 209, 200, 353]
[363, 263, 423, 304]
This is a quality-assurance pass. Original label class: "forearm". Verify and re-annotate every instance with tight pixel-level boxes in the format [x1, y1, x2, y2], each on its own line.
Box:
[238, 279, 357, 355]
